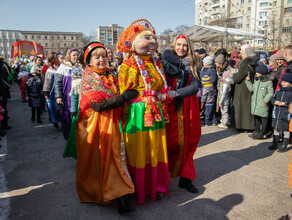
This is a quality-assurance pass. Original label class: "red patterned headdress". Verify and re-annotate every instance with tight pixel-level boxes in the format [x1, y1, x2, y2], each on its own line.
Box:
[117, 19, 156, 53]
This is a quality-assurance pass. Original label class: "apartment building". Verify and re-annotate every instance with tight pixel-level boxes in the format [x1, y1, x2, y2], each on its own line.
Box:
[195, 0, 292, 49]
[95, 24, 124, 47]
[0, 30, 84, 60]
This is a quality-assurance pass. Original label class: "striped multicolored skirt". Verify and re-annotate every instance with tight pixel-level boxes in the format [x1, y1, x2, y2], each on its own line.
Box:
[123, 102, 170, 203]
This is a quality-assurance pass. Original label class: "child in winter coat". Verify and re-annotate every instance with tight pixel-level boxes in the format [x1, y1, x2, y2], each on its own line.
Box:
[245, 64, 273, 139]
[268, 72, 292, 152]
[217, 70, 234, 129]
[25, 66, 43, 123]
[18, 65, 29, 102]
[201, 56, 217, 126]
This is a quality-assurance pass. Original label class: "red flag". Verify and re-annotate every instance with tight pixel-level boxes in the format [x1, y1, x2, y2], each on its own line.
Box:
[11, 40, 44, 58]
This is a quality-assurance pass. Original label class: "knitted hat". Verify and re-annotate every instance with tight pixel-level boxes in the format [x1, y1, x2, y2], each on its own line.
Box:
[117, 19, 156, 53]
[275, 50, 284, 60]
[215, 54, 225, 64]
[255, 64, 269, 75]
[83, 41, 106, 64]
[198, 48, 206, 54]
[281, 73, 292, 83]
[269, 54, 276, 62]
[203, 56, 213, 65]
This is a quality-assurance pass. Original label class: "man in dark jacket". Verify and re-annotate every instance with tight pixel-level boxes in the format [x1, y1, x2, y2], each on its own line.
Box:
[0, 57, 11, 131]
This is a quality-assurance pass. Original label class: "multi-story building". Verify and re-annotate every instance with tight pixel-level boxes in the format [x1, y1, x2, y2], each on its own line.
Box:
[95, 24, 124, 47]
[195, 0, 292, 50]
[0, 30, 84, 60]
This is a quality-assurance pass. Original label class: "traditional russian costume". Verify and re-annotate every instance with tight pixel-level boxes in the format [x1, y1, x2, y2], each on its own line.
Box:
[76, 64, 134, 204]
[117, 19, 170, 203]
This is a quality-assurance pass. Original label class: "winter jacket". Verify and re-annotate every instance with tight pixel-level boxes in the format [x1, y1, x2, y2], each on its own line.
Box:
[201, 85, 215, 104]
[232, 57, 256, 130]
[25, 74, 43, 108]
[276, 60, 292, 91]
[271, 87, 292, 130]
[245, 77, 273, 118]
[0, 61, 11, 100]
[55, 62, 73, 99]
[218, 81, 232, 107]
[161, 49, 201, 99]
[200, 66, 217, 90]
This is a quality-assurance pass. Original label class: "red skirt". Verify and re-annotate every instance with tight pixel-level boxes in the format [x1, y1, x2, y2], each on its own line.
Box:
[165, 94, 201, 180]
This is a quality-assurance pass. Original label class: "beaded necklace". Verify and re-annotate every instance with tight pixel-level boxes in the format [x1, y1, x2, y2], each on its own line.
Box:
[133, 54, 170, 126]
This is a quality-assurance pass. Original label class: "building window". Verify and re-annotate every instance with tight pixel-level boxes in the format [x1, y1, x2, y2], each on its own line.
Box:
[45, 43, 48, 47]
[259, 11, 268, 17]
[57, 36, 60, 40]
[258, 40, 263, 44]
[38, 35, 41, 39]
[76, 43, 78, 47]
[64, 36, 66, 40]
[64, 43, 67, 47]
[259, 20, 268, 25]
[241, 0, 244, 4]
[51, 36, 54, 39]
[52, 43, 54, 47]
[45, 36, 47, 40]
[46, 51, 48, 56]
[71, 43, 74, 47]
[247, 24, 250, 28]
[31, 35, 34, 40]
[71, 36, 74, 40]
[285, 7, 292, 13]
[238, 24, 243, 28]
[248, 7, 251, 11]
[260, 2, 268, 7]
[286, 19, 291, 24]
[248, 0, 251, 2]
[283, 26, 292, 32]
[289, 0, 292, 3]
[25, 35, 28, 40]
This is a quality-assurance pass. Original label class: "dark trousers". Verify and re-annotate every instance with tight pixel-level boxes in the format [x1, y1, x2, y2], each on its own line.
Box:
[254, 115, 268, 134]
[31, 107, 41, 121]
[204, 103, 216, 125]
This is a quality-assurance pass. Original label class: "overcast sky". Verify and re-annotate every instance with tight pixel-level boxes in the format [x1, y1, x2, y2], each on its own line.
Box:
[1, 0, 196, 36]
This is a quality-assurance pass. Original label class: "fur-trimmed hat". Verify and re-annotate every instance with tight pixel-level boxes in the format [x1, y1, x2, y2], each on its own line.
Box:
[275, 50, 284, 60]
[255, 64, 268, 75]
[281, 73, 292, 83]
[117, 19, 156, 53]
[203, 56, 213, 65]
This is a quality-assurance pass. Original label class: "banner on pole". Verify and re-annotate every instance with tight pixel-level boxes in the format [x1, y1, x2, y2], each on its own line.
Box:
[11, 41, 44, 58]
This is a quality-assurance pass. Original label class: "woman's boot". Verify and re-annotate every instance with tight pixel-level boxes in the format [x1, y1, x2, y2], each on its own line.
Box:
[117, 196, 135, 215]
[179, 177, 198, 193]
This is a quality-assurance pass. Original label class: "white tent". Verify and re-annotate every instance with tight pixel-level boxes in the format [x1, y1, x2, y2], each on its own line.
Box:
[184, 24, 265, 42]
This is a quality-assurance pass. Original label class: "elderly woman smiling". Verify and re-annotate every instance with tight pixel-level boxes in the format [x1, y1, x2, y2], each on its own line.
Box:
[75, 42, 138, 215]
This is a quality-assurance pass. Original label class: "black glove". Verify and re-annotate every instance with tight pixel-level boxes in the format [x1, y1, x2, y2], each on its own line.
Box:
[121, 90, 139, 101]
[56, 103, 64, 111]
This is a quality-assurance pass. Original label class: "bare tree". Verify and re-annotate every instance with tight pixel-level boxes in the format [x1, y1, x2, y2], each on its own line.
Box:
[175, 25, 190, 35]
[161, 28, 174, 36]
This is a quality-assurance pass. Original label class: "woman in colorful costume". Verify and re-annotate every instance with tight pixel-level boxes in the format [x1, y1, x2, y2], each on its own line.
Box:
[161, 35, 201, 193]
[76, 42, 138, 214]
[117, 19, 170, 203]
[55, 49, 80, 140]
[43, 52, 61, 128]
